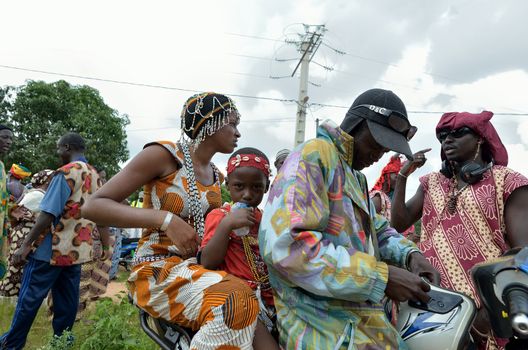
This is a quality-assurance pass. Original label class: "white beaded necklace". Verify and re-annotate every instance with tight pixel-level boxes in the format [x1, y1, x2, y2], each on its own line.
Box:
[180, 141, 220, 239]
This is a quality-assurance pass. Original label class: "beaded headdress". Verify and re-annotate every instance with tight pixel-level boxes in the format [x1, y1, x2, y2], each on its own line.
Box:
[178, 92, 238, 239]
[180, 92, 240, 146]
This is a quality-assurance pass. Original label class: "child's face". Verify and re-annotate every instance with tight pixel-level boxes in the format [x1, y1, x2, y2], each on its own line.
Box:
[227, 166, 268, 207]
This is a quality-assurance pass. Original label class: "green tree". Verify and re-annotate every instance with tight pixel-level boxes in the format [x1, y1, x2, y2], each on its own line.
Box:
[221, 184, 232, 203]
[0, 80, 129, 175]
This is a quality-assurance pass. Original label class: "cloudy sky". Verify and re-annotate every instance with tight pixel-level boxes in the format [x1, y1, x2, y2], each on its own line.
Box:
[2, 0, 528, 197]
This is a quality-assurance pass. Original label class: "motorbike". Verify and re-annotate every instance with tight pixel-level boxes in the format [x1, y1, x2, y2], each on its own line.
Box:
[393, 247, 528, 349]
[134, 247, 528, 349]
[129, 293, 195, 350]
[119, 237, 139, 271]
[472, 247, 528, 349]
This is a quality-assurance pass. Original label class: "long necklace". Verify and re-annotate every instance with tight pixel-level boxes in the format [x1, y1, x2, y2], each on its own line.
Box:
[447, 178, 469, 214]
[180, 142, 219, 239]
[446, 141, 482, 214]
[241, 236, 269, 284]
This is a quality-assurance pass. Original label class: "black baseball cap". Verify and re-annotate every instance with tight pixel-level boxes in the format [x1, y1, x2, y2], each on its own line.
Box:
[340, 89, 416, 159]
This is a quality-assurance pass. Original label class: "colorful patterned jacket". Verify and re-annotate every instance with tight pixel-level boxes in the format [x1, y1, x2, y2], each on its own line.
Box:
[51, 161, 100, 266]
[259, 120, 418, 349]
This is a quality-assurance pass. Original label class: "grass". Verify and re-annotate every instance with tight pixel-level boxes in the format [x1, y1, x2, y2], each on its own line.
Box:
[114, 269, 130, 283]
[0, 299, 54, 348]
[0, 268, 155, 350]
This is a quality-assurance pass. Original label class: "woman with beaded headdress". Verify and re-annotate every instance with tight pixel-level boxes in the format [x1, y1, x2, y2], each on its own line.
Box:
[84, 92, 263, 349]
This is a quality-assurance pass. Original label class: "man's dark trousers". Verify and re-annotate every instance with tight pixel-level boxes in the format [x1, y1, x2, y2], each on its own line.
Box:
[0, 256, 81, 350]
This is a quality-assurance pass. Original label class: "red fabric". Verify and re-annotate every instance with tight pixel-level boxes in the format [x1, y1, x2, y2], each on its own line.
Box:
[418, 166, 528, 349]
[436, 111, 508, 166]
[371, 154, 403, 191]
[226, 154, 271, 178]
[202, 204, 274, 306]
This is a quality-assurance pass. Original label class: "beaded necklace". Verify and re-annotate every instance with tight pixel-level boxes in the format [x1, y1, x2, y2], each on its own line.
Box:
[446, 141, 480, 215]
[241, 235, 269, 284]
[447, 179, 469, 215]
[180, 141, 220, 239]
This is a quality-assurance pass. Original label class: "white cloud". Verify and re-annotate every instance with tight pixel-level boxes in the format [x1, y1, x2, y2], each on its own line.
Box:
[1, 0, 528, 195]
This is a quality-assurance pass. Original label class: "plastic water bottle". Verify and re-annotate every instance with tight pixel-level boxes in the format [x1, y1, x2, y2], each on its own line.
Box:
[231, 202, 251, 236]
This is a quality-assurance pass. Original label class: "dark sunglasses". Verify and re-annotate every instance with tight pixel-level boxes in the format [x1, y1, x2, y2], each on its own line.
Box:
[351, 104, 417, 141]
[436, 127, 475, 142]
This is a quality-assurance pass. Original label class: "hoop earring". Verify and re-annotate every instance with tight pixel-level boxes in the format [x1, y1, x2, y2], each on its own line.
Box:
[472, 140, 482, 161]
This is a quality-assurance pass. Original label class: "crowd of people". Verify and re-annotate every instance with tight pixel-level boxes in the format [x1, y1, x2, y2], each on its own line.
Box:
[0, 88, 526, 350]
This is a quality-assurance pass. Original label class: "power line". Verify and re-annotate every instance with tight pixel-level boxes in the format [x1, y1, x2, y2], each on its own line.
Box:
[2, 63, 527, 116]
[0, 64, 296, 104]
[225, 51, 449, 94]
[224, 32, 284, 43]
[309, 102, 528, 115]
[226, 31, 464, 84]
[127, 118, 297, 132]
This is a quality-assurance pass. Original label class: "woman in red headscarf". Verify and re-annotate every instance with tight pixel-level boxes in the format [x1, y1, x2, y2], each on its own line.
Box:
[391, 111, 528, 350]
[370, 154, 417, 242]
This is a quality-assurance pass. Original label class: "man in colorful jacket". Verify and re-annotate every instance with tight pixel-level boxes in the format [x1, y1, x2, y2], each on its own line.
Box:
[259, 89, 440, 349]
[1, 132, 108, 350]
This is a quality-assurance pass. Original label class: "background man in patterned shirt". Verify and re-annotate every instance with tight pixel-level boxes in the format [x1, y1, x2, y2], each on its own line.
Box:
[1, 132, 109, 350]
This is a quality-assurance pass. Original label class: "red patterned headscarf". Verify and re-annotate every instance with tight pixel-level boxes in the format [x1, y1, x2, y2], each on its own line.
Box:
[227, 153, 271, 178]
[436, 110, 508, 166]
[371, 154, 403, 191]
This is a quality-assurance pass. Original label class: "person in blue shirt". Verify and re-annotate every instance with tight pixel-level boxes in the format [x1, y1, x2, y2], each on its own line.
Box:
[0, 133, 109, 350]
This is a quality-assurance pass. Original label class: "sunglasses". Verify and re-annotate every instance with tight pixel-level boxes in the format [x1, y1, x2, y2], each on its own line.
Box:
[436, 127, 475, 142]
[351, 104, 417, 141]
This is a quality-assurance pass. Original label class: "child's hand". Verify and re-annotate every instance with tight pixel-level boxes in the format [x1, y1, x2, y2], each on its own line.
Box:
[226, 208, 256, 230]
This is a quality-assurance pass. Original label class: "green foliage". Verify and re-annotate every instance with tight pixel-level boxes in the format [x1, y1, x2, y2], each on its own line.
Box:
[1, 292, 154, 349]
[115, 269, 130, 283]
[0, 80, 129, 176]
[78, 296, 154, 350]
[414, 219, 422, 236]
[37, 331, 74, 350]
[221, 184, 232, 203]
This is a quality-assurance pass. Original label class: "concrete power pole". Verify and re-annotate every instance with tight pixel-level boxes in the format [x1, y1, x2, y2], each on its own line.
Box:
[292, 24, 325, 146]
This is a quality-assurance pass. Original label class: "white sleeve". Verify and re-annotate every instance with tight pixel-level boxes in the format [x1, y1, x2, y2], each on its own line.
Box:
[18, 190, 45, 213]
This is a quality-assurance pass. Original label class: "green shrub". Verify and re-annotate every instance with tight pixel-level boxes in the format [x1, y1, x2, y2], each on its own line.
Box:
[78, 295, 154, 350]
[37, 331, 74, 350]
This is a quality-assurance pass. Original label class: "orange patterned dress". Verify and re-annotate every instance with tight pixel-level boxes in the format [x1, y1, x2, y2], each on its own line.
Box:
[127, 141, 259, 350]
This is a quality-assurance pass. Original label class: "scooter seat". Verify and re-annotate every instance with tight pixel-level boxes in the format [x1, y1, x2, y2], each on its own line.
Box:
[129, 294, 195, 350]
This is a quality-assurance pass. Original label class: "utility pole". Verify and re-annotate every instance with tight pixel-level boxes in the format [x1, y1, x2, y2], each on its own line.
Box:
[292, 24, 326, 146]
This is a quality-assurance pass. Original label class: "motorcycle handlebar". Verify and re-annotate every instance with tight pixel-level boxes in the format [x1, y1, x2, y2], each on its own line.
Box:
[504, 286, 528, 337]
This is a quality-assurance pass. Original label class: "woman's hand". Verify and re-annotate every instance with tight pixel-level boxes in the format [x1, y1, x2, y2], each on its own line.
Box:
[12, 243, 32, 267]
[164, 215, 200, 259]
[11, 206, 32, 221]
[400, 148, 432, 177]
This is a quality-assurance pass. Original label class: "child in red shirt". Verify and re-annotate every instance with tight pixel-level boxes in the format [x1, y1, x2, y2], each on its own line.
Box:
[200, 147, 277, 343]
